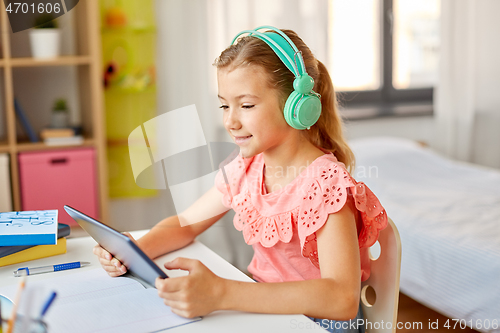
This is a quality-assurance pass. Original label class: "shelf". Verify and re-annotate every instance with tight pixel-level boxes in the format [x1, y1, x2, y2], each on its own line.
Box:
[105, 84, 156, 94]
[0, 142, 10, 153]
[107, 138, 130, 146]
[16, 138, 95, 152]
[0, 0, 108, 219]
[9, 56, 92, 67]
[101, 25, 156, 33]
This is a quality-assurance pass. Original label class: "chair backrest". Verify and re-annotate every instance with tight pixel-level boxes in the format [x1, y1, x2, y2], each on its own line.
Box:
[361, 218, 402, 333]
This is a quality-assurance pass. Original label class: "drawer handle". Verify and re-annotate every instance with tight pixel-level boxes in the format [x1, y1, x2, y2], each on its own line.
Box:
[50, 158, 68, 164]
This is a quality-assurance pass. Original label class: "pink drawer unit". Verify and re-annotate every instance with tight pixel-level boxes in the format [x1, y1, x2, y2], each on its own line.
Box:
[18, 148, 99, 225]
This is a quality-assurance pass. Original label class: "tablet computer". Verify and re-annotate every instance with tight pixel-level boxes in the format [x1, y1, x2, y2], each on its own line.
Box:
[64, 205, 168, 286]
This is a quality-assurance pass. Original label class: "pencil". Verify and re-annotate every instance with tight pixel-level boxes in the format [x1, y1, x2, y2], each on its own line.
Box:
[6, 276, 26, 333]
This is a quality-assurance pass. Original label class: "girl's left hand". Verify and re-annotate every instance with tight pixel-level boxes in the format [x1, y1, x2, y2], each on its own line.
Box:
[156, 257, 226, 318]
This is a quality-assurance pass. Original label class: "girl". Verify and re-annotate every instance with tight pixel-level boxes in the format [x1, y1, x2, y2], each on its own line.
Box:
[94, 26, 387, 333]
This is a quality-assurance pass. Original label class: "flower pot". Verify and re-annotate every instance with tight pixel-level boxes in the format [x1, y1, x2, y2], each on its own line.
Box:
[29, 29, 61, 59]
[50, 112, 69, 128]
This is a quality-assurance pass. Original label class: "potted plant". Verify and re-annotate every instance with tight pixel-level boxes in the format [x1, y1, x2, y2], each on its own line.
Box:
[50, 98, 70, 128]
[29, 14, 61, 59]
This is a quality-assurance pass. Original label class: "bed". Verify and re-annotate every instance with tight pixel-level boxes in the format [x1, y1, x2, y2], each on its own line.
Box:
[349, 137, 500, 332]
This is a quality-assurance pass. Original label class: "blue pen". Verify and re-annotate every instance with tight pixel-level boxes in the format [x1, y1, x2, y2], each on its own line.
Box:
[39, 292, 57, 318]
[13, 262, 91, 277]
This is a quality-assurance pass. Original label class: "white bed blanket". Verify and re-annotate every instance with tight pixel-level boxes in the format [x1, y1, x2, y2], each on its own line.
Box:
[350, 137, 500, 332]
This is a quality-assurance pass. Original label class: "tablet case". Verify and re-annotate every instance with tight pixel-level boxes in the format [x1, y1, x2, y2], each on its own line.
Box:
[64, 205, 168, 285]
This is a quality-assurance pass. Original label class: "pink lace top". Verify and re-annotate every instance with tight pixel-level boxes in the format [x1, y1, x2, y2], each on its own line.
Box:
[214, 149, 387, 283]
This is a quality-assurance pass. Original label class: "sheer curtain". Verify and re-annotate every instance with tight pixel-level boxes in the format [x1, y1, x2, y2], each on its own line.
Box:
[434, 0, 500, 167]
[152, 0, 329, 271]
[433, 0, 477, 162]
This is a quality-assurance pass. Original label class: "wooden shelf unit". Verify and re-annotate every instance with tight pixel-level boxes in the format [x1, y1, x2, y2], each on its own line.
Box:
[9, 55, 92, 67]
[0, 0, 109, 221]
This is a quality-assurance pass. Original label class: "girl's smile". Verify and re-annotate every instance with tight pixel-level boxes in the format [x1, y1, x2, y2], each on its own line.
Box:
[234, 135, 253, 145]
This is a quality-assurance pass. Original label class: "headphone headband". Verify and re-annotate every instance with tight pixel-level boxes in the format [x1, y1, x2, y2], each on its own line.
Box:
[231, 26, 306, 77]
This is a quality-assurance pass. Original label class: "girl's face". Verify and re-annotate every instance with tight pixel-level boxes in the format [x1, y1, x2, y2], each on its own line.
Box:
[217, 65, 293, 158]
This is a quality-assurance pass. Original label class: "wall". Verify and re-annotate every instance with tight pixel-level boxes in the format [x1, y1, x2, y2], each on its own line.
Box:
[345, 115, 435, 145]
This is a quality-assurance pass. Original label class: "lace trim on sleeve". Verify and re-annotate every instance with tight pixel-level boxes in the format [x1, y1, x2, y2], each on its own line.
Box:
[297, 164, 388, 268]
[233, 191, 294, 247]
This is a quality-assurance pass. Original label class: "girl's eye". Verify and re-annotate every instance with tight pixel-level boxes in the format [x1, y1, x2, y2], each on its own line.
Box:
[242, 105, 255, 109]
[219, 105, 229, 110]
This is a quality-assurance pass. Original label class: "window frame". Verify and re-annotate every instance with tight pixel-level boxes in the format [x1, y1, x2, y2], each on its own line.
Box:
[337, 0, 434, 119]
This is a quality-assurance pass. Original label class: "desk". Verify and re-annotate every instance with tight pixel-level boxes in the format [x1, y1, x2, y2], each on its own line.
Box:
[0, 230, 326, 332]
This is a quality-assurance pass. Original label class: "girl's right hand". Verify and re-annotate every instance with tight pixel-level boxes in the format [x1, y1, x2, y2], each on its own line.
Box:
[92, 245, 128, 277]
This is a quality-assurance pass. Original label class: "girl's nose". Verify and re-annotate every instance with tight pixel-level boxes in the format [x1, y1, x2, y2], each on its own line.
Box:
[224, 109, 241, 130]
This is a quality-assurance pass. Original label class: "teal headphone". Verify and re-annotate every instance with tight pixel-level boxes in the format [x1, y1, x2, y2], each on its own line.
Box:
[231, 26, 321, 130]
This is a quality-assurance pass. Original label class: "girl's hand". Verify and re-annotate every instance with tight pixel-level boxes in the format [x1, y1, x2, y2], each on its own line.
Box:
[93, 244, 127, 277]
[156, 257, 226, 318]
[92, 232, 136, 277]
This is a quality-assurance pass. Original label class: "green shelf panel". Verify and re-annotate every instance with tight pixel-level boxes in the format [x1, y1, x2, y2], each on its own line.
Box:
[101, 0, 157, 198]
[107, 144, 157, 198]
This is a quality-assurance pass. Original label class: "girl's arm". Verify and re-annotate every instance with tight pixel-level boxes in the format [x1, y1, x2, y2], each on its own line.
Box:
[94, 186, 230, 275]
[137, 185, 230, 259]
[156, 203, 361, 321]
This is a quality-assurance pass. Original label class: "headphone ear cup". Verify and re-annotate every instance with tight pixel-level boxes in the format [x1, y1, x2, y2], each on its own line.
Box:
[284, 91, 322, 130]
[283, 91, 300, 129]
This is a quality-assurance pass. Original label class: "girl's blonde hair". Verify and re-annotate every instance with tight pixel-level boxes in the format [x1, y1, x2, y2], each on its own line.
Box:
[213, 29, 355, 172]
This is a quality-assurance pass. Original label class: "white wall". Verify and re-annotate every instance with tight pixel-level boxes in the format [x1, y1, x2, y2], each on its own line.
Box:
[345, 115, 435, 145]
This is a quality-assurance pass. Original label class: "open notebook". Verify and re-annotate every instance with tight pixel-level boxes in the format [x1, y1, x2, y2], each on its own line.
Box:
[0, 269, 200, 333]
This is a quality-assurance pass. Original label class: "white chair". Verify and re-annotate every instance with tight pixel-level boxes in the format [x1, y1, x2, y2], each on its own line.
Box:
[360, 218, 402, 333]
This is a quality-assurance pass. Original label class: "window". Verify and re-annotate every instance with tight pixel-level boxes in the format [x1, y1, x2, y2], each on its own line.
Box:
[329, 0, 440, 118]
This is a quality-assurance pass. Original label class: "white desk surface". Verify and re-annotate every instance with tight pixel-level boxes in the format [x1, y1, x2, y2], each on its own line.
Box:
[0, 230, 326, 332]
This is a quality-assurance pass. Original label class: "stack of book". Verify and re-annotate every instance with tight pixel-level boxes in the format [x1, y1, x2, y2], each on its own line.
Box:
[0, 210, 70, 267]
[40, 128, 83, 146]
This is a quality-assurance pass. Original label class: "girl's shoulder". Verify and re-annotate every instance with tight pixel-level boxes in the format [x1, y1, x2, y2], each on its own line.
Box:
[304, 150, 348, 175]
[295, 150, 354, 191]
[297, 151, 387, 251]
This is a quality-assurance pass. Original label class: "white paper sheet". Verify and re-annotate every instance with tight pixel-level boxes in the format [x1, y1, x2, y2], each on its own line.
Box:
[0, 269, 200, 333]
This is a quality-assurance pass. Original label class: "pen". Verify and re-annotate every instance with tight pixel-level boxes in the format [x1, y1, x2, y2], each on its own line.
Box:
[13, 262, 91, 277]
[6, 276, 26, 333]
[39, 292, 57, 319]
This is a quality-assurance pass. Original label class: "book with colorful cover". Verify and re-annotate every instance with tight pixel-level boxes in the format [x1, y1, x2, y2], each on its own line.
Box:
[0, 210, 58, 246]
[0, 237, 67, 267]
[0, 223, 70, 258]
